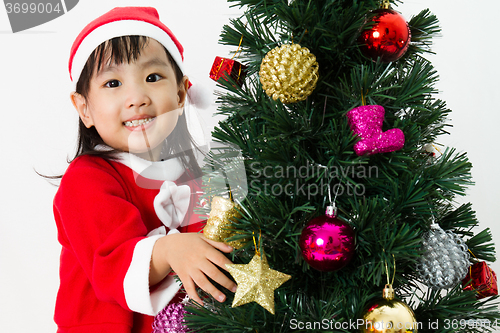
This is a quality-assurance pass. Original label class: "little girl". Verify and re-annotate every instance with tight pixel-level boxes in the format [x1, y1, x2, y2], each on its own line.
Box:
[54, 7, 236, 333]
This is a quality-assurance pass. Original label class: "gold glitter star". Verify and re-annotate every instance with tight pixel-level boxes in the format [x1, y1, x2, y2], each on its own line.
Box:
[226, 251, 291, 315]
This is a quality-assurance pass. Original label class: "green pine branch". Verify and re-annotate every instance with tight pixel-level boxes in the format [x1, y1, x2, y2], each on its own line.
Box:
[188, 0, 500, 331]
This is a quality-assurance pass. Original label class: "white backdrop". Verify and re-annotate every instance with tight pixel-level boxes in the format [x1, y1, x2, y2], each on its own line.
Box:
[0, 0, 498, 331]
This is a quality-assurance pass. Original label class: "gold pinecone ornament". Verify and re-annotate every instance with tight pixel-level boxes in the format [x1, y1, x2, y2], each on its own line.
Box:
[259, 43, 319, 104]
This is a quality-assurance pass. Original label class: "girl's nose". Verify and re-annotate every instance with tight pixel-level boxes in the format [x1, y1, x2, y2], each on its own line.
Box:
[125, 83, 151, 109]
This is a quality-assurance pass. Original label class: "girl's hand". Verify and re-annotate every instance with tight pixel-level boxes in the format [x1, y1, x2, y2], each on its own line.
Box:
[150, 233, 237, 305]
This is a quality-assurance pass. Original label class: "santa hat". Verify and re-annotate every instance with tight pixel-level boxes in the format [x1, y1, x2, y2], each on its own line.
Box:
[69, 6, 210, 108]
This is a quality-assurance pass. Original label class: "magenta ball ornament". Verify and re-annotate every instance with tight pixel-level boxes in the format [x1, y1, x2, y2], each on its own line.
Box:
[299, 208, 355, 272]
[152, 303, 190, 333]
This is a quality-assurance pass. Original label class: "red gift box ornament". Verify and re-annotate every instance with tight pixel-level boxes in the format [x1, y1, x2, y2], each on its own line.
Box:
[209, 56, 247, 87]
[462, 261, 498, 299]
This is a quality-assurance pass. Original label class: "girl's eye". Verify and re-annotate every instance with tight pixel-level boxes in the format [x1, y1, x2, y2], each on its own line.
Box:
[104, 80, 121, 88]
[146, 74, 162, 82]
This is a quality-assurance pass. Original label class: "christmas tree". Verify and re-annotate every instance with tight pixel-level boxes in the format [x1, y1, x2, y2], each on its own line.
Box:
[184, 0, 499, 331]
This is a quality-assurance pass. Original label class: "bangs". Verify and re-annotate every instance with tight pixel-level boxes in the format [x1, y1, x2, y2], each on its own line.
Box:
[76, 35, 183, 97]
[93, 35, 150, 74]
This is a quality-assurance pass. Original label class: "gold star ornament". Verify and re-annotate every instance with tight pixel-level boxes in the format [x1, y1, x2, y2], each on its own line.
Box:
[226, 251, 291, 314]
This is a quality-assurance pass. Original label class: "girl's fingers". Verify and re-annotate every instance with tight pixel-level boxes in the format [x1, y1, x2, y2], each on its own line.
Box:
[165, 233, 238, 303]
[207, 249, 234, 272]
[179, 274, 204, 305]
[201, 236, 234, 253]
[191, 269, 227, 303]
[211, 272, 237, 294]
[201, 259, 237, 293]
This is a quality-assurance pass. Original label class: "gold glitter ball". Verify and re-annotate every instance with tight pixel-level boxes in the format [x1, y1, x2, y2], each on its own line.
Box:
[203, 196, 246, 249]
[360, 285, 418, 333]
[259, 43, 319, 104]
[226, 251, 291, 315]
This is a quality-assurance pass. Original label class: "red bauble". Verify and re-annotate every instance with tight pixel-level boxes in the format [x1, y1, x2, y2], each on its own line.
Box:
[299, 207, 355, 272]
[358, 9, 411, 62]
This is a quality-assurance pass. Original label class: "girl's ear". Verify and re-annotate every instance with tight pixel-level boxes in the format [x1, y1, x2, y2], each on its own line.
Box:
[70, 92, 94, 128]
[177, 76, 190, 110]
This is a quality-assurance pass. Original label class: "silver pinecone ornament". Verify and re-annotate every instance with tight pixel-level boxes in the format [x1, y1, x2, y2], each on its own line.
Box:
[416, 221, 470, 289]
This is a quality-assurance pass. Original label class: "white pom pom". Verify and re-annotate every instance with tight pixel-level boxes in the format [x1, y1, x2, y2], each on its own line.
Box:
[187, 81, 212, 109]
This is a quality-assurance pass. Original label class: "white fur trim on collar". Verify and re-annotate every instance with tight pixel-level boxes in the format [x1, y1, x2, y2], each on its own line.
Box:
[114, 152, 185, 182]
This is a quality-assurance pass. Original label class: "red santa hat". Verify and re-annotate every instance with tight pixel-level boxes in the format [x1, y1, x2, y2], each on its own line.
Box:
[69, 6, 210, 108]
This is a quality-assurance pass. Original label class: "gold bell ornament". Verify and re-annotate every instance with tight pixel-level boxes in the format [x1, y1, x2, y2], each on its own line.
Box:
[203, 196, 246, 249]
[360, 256, 418, 333]
[259, 43, 319, 104]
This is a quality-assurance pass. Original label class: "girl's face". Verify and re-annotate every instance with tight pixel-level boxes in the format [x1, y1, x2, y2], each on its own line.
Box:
[72, 39, 189, 161]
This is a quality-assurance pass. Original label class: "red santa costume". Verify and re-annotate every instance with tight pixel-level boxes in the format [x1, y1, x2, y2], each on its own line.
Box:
[54, 153, 204, 333]
[54, 7, 209, 333]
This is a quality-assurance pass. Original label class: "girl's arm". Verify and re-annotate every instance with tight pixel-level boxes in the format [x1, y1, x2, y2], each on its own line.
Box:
[150, 233, 236, 305]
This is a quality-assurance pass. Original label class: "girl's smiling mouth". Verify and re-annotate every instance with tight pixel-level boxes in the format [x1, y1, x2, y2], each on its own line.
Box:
[123, 116, 156, 130]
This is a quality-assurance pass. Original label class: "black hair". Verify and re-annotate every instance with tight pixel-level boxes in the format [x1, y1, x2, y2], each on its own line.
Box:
[43, 35, 204, 180]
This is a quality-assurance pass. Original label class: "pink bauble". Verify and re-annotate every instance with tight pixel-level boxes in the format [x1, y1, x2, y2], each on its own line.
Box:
[299, 214, 355, 271]
[152, 303, 190, 333]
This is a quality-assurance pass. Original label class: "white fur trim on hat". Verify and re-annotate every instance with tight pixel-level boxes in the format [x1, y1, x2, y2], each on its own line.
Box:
[71, 20, 184, 88]
[187, 79, 212, 109]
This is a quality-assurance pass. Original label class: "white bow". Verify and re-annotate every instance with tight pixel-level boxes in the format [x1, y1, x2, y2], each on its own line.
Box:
[153, 181, 191, 234]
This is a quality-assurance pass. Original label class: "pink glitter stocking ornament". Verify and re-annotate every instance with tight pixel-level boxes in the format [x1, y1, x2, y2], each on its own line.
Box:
[347, 105, 405, 156]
